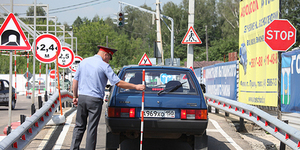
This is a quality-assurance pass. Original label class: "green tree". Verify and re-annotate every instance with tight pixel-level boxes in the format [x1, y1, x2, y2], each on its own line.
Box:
[73, 16, 83, 29]
[24, 5, 47, 23]
[161, 1, 187, 61]
[122, 5, 156, 58]
[281, 0, 300, 49]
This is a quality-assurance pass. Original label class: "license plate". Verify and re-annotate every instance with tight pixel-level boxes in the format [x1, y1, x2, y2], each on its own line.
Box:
[143, 110, 175, 118]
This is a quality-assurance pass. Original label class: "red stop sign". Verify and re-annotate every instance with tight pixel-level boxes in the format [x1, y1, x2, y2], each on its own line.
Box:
[49, 70, 56, 79]
[264, 19, 296, 51]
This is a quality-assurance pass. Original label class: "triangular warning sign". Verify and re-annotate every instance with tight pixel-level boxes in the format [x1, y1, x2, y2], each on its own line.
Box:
[189, 66, 195, 74]
[181, 26, 202, 44]
[0, 13, 31, 51]
[138, 53, 152, 66]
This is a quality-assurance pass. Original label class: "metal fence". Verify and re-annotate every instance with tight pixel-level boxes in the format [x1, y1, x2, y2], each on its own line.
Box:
[0, 90, 72, 150]
[205, 93, 300, 149]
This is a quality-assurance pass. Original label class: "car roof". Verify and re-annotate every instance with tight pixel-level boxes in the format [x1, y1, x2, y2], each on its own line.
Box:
[121, 65, 191, 71]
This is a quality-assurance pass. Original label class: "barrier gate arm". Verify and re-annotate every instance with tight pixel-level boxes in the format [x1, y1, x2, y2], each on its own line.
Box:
[0, 90, 73, 150]
[205, 93, 300, 149]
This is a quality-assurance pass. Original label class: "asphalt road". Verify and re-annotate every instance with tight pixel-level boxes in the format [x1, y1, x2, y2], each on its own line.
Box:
[25, 103, 253, 150]
[0, 95, 284, 150]
[0, 95, 37, 134]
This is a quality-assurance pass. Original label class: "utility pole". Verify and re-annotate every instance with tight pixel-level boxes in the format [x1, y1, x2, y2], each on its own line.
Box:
[156, 0, 164, 65]
[106, 36, 108, 47]
[7, 0, 13, 135]
[187, 0, 195, 68]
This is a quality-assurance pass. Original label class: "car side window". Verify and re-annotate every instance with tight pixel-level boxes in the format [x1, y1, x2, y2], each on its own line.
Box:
[3, 81, 9, 90]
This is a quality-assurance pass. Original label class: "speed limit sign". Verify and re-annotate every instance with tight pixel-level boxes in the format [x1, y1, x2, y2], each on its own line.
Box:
[58, 46, 75, 68]
[35, 34, 61, 63]
[69, 55, 83, 72]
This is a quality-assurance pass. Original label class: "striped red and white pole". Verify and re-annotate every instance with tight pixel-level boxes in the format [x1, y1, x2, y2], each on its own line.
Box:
[1, 54, 33, 57]
[39, 62, 41, 94]
[14, 50, 17, 100]
[26, 52, 29, 96]
[49, 66, 52, 94]
[140, 69, 145, 150]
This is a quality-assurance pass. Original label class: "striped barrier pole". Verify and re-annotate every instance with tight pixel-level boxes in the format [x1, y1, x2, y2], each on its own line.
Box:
[49, 66, 52, 94]
[26, 52, 29, 97]
[14, 50, 17, 100]
[39, 62, 41, 94]
[1, 54, 33, 57]
[140, 69, 145, 150]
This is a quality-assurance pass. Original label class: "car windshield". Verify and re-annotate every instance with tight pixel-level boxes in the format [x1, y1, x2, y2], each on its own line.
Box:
[119, 69, 198, 95]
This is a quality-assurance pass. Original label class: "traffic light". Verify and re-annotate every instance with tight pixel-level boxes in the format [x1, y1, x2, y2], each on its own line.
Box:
[117, 11, 125, 27]
[113, 11, 127, 27]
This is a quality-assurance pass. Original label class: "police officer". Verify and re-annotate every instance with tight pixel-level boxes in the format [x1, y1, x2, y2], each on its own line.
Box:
[70, 46, 145, 150]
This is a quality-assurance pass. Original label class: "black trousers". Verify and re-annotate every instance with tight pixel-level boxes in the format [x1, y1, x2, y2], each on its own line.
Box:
[70, 95, 103, 150]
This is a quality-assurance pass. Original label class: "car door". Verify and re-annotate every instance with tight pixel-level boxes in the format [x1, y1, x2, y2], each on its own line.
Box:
[3, 80, 10, 102]
[0, 80, 4, 102]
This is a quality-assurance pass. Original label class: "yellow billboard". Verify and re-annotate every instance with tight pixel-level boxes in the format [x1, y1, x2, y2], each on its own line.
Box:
[239, 0, 279, 106]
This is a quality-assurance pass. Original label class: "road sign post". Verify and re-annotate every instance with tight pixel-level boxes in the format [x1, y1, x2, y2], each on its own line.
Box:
[264, 19, 297, 121]
[264, 19, 296, 51]
[0, 13, 31, 135]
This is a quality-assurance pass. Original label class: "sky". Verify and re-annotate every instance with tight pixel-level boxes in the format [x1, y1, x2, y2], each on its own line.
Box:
[1, 0, 183, 25]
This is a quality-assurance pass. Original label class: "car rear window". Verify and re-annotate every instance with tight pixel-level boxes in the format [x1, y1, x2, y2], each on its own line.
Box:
[119, 69, 198, 95]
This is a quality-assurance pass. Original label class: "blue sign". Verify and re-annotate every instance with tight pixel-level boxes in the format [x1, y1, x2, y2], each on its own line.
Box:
[203, 61, 238, 100]
[281, 50, 300, 113]
[160, 73, 173, 84]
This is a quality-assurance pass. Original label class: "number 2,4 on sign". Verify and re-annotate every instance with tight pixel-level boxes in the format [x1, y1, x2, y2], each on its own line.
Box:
[37, 43, 57, 58]
[35, 34, 61, 63]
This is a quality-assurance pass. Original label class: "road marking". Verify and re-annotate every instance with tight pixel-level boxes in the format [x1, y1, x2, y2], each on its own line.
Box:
[37, 126, 55, 150]
[53, 110, 76, 150]
[206, 129, 218, 132]
[210, 119, 243, 150]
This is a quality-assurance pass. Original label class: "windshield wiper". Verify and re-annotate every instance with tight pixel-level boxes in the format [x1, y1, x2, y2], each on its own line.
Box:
[157, 81, 187, 96]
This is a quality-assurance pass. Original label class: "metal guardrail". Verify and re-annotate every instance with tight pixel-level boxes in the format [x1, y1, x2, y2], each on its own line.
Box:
[1, 91, 299, 149]
[205, 93, 300, 149]
[0, 90, 73, 150]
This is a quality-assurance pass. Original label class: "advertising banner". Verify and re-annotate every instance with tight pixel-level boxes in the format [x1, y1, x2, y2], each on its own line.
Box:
[203, 61, 238, 100]
[281, 50, 300, 113]
[239, 0, 279, 106]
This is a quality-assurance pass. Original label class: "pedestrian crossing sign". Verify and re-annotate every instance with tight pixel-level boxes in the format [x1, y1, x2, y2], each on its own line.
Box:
[181, 26, 202, 44]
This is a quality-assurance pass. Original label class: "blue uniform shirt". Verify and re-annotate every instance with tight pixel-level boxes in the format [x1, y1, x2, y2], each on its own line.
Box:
[74, 54, 121, 99]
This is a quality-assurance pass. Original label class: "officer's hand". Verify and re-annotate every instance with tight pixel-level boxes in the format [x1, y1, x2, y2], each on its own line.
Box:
[73, 98, 78, 106]
[135, 84, 146, 91]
